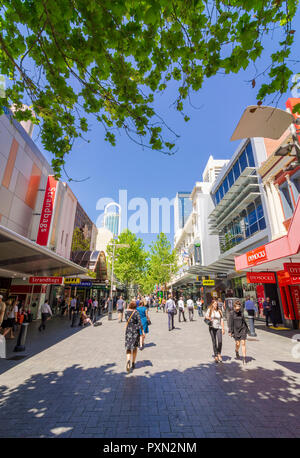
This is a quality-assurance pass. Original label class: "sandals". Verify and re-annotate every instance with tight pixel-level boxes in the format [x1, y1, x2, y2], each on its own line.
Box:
[126, 360, 131, 373]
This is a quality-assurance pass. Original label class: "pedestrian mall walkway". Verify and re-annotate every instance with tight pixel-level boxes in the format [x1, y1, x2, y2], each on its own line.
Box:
[0, 311, 299, 438]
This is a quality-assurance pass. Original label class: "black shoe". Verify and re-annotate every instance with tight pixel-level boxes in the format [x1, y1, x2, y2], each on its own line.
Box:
[132, 362, 135, 370]
[126, 360, 131, 373]
[235, 351, 240, 360]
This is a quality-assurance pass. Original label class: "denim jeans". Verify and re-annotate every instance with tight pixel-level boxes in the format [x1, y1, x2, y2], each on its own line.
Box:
[209, 327, 222, 356]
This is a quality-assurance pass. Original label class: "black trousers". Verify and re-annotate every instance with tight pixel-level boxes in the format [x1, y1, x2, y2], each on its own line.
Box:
[178, 309, 186, 322]
[39, 313, 48, 331]
[209, 327, 222, 356]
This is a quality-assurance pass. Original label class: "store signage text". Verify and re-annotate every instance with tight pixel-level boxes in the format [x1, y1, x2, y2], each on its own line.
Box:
[246, 272, 276, 284]
[284, 263, 300, 276]
[64, 278, 81, 285]
[217, 273, 227, 279]
[246, 246, 267, 266]
[203, 280, 215, 286]
[278, 270, 300, 286]
[36, 176, 58, 246]
[29, 277, 63, 284]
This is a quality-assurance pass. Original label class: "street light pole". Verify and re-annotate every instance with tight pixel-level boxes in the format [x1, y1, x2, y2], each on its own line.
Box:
[162, 263, 173, 297]
[108, 240, 130, 320]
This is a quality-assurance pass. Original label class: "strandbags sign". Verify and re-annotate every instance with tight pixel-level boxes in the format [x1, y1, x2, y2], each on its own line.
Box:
[36, 176, 58, 246]
[246, 272, 276, 284]
[29, 277, 63, 284]
[246, 246, 267, 266]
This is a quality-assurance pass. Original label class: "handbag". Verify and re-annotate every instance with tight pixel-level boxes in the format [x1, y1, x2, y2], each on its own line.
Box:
[147, 318, 152, 325]
[204, 317, 212, 326]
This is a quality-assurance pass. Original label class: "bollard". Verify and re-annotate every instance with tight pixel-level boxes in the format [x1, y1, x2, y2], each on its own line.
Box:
[0, 334, 6, 358]
[14, 322, 29, 352]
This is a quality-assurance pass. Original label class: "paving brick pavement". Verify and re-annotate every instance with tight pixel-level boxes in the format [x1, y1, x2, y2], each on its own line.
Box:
[0, 310, 299, 438]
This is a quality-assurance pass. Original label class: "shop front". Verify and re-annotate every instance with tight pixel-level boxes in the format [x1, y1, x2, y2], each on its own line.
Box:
[235, 200, 300, 328]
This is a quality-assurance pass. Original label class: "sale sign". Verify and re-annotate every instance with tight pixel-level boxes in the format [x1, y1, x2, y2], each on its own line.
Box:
[36, 176, 58, 246]
[246, 272, 276, 284]
[246, 246, 267, 266]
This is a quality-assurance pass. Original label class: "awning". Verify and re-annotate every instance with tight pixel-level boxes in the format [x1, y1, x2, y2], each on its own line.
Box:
[0, 225, 87, 278]
[235, 198, 300, 272]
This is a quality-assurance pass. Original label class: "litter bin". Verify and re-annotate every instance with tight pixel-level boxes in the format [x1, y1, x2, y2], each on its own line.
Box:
[0, 334, 6, 358]
[14, 322, 29, 352]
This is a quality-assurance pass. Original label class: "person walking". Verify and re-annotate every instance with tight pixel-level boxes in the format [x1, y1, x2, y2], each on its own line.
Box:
[117, 295, 125, 322]
[136, 301, 149, 349]
[0, 295, 6, 328]
[1, 299, 18, 339]
[244, 296, 257, 337]
[205, 300, 225, 363]
[196, 297, 204, 317]
[91, 297, 98, 323]
[155, 297, 160, 312]
[263, 297, 272, 327]
[69, 296, 76, 320]
[125, 300, 144, 373]
[228, 300, 249, 364]
[165, 295, 177, 331]
[178, 296, 186, 322]
[38, 300, 53, 332]
[187, 297, 194, 321]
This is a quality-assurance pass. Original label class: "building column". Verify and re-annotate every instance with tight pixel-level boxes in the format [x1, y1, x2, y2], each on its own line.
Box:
[264, 181, 277, 237]
[270, 181, 286, 235]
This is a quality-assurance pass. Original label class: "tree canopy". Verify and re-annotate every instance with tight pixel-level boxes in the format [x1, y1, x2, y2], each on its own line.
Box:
[138, 232, 178, 294]
[0, 0, 299, 176]
[106, 229, 148, 287]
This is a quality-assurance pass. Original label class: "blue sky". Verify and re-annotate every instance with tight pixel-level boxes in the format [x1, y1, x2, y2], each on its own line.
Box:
[32, 12, 300, 250]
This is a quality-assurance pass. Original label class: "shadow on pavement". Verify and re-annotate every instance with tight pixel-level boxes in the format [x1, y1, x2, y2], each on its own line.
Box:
[274, 361, 300, 374]
[0, 358, 299, 438]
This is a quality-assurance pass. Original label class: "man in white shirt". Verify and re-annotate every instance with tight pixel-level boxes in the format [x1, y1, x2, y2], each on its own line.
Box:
[165, 295, 177, 331]
[39, 300, 52, 332]
[187, 297, 194, 321]
[178, 296, 186, 323]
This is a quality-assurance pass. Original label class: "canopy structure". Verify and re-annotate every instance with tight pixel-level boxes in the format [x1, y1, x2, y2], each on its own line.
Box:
[0, 225, 87, 278]
[231, 106, 294, 141]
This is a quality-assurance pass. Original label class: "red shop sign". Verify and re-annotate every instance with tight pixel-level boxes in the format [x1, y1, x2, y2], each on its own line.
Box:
[246, 246, 267, 266]
[290, 286, 300, 320]
[278, 270, 300, 286]
[284, 263, 300, 276]
[36, 176, 58, 246]
[29, 277, 63, 285]
[247, 272, 276, 284]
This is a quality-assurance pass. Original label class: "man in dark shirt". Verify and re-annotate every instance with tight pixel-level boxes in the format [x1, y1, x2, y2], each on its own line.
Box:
[263, 297, 274, 327]
[117, 296, 125, 322]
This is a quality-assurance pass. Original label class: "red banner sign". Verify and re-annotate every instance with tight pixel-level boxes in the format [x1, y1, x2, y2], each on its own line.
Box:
[290, 285, 300, 320]
[284, 262, 300, 276]
[29, 277, 63, 284]
[36, 176, 58, 246]
[246, 246, 267, 266]
[278, 269, 300, 285]
[247, 272, 276, 284]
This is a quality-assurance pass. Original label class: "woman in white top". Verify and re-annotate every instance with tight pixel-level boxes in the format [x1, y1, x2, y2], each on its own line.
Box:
[1, 299, 18, 339]
[205, 300, 225, 363]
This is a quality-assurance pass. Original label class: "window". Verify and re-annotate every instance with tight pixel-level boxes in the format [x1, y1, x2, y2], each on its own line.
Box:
[291, 173, 300, 204]
[239, 149, 248, 172]
[219, 185, 224, 200]
[279, 182, 293, 219]
[228, 169, 234, 188]
[246, 143, 255, 167]
[259, 218, 266, 230]
[233, 160, 241, 181]
[247, 202, 257, 226]
[223, 176, 229, 194]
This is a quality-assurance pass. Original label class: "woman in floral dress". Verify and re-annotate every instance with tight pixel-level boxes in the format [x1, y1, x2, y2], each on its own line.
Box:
[125, 300, 144, 373]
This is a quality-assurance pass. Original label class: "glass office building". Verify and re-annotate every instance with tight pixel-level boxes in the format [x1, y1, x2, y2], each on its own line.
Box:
[176, 192, 193, 230]
[209, 140, 267, 253]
